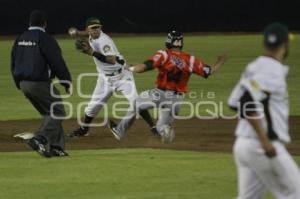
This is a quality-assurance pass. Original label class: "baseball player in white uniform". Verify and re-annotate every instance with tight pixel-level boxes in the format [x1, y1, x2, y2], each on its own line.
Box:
[228, 23, 300, 199]
[68, 17, 157, 137]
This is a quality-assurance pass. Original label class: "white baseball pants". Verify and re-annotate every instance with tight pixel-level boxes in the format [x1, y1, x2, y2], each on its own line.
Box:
[84, 70, 138, 118]
[234, 137, 300, 199]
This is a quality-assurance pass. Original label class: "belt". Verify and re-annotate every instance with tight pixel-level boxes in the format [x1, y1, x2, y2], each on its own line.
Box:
[157, 87, 183, 96]
[105, 68, 122, 76]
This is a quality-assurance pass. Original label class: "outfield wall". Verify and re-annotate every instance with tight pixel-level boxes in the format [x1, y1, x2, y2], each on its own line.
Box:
[0, 0, 299, 35]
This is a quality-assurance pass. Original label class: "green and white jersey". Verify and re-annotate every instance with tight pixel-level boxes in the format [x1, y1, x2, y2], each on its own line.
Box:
[89, 32, 124, 73]
[228, 56, 290, 143]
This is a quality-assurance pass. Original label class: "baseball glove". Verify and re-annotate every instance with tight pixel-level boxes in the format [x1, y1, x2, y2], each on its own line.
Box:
[75, 37, 93, 55]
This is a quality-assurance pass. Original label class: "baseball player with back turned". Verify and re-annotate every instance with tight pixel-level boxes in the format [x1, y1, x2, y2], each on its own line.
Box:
[228, 23, 300, 199]
[108, 30, 227, 142]
[68, 17, 157, 137]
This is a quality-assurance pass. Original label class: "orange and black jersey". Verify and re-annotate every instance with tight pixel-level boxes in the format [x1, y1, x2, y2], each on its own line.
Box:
[147, 49, 210, 93]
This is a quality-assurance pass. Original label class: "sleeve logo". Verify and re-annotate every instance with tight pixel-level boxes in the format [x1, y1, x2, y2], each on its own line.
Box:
[103, 45, 112, 53]
[250, 79, 260, 91]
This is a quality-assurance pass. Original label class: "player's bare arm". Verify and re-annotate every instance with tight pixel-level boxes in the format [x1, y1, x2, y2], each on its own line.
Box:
[126, 63, 149, 73]
[105, 55, 117, 64]
[68, 27, 89, 37]
[210, 54, 228, 74]
[126, 60, 154, 73]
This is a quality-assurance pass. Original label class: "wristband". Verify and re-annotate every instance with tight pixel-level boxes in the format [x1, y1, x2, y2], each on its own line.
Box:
[92, 52, 107, 63]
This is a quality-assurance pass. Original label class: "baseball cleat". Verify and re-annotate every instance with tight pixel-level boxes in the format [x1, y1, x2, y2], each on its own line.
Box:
[108, 120, 121, 141]
[68, 127, 89, 138]
[160, 125, 175, 143]
[27, 137, 52, 158]
[150, 126, 160, 136]
[50, 147, 69, 157]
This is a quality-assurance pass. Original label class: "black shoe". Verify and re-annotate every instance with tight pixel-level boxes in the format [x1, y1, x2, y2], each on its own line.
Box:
[27, 137, 52, 158]
[68, 127, 89, 138]
[108, 120, 121, 140]
[150, 126, 160, 136]
[50, 148, 69, 157]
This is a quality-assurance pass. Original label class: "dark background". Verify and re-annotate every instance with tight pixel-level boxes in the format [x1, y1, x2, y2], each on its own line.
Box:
[0, 0, 299, 35]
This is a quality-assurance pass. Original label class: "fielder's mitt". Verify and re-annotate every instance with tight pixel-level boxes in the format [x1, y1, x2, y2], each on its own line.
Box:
[75, 37, 93, 55]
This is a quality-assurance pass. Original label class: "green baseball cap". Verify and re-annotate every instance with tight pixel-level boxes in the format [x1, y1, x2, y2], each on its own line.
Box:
[86, 17, 102, 28]
[263, 22, 289, 49]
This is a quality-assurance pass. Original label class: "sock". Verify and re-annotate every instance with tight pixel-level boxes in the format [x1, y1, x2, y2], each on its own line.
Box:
[82, 115, 94, 131]
[139, 110, 155, 127]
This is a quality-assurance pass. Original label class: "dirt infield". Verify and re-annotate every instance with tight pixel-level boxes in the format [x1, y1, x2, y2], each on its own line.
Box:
[1, 117, 300, 155]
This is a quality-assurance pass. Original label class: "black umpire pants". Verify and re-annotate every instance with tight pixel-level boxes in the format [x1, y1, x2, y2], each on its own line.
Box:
[20, 80, 66, 150]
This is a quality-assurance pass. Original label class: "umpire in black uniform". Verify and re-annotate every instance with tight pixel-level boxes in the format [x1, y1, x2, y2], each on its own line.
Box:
[11, 10, 72, 157]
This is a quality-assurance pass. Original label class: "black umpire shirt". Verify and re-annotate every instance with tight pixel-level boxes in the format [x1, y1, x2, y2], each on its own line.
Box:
[11, 27, 71, 89]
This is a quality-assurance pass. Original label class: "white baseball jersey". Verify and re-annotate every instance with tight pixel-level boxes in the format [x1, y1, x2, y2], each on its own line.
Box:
[84, 32, 138, 120]
[228, 56, 290, 143]
[89, 32, 124, 73]
[229, 56, 300, 199]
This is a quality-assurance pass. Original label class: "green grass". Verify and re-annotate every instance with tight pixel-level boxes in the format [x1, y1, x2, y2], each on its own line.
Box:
[1, 148, 297, 199]
[0, 34, 299, 120]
